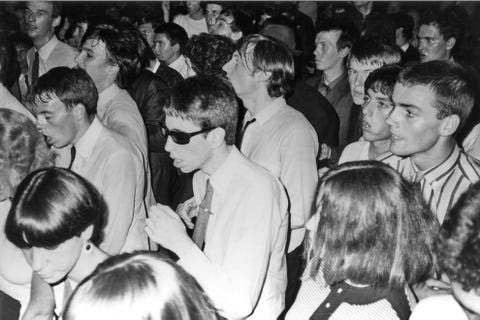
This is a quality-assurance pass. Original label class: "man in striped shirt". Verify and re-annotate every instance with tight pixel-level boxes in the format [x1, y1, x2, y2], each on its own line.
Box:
[384, 61, 480, 224]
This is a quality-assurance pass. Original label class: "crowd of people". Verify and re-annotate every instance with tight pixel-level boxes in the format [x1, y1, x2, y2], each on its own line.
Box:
[0, 1, 480, 320]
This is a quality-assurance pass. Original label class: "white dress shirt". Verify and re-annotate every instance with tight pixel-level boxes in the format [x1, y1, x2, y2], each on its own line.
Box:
[178, 147, 288, 320]
[97, 83, 154, 207]
[26, 35, 78, 85]
[0, 84, 34, 121]
[241, 97, 319, 252]
[168, 55, 196, 79]
[71, 117, 148, 254]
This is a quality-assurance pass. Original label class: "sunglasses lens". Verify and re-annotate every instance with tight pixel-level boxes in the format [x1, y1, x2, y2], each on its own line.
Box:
[170, 132, 190, 145]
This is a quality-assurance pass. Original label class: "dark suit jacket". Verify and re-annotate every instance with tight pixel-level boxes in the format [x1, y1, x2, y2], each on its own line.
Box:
[0, 290, 20, 320]
[286, 80, 340, 147]
[154, 61, 183, 88]
[402, 44, 420, 66]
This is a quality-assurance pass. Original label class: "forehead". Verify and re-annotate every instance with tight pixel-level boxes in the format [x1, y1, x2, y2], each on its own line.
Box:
[165, 115, 200, 131]
[393, 82, 436, 107]
[316, 30, 341, 44]
[206, 4, 222, 11]
[26, 1, 53, 13]
[138, 23, 153, 31]
[349, 58, 381, 72]
[35, 95, 68, 114]
[419, 24, 443, 38]
[154, 33, 170, 43]
[366, 88, 389, 99]
[219, 14, 234, 24]
[83, 38, 107, 55]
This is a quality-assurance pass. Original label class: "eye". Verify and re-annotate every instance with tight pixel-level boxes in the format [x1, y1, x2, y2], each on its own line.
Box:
[406, 109, 415, 118]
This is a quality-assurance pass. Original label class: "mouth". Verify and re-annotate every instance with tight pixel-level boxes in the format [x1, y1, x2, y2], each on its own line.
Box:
[362, 121, 371, 130]
[390, 132, 402, 141]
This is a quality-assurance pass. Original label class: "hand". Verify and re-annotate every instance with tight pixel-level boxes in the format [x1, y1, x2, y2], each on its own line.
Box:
[319, 143, 332, 161]
[21, 272, 54, 320]
[413, 278, 452, 300]
[176, 197, 197, 229]
[145, 204, 193, 256]
[161, 1, 171, 22]
[318, 167, 329, 178]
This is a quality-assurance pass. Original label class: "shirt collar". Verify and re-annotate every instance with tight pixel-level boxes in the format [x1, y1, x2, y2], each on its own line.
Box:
[37, 34, 59, 61]
[245, 97, 286, 125]
[74, 117, 103, 160]
[411, 144, 461, 185]
[168, 55, 185, 69]
[98, 83, 120, 110]
[321, 71, 347, 90]
[401, 43, 410, 52]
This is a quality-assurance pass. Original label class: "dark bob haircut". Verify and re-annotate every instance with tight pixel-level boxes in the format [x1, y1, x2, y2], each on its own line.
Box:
[307, 161, 437, 289]
[5, 167, 106, 248]
[436, 181, 480, 292]
[32, 67, 98, 119]
[364, 63, 404, 97]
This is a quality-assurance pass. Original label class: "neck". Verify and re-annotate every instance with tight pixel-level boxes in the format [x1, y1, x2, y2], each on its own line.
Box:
[323, 63, 346, 85]
[69, 244, 107, 283]
[357, 3, 372, 17]
[201, 144, 231, 176]
[239, 86, 276, 117]
[412, 138, 455, 171]
[97, 79, 115, 95]
[72, 119, 93, 145]
[396, 36, 408, 47]
[167, 53, 181, 66]
[33, 31, 54, 50]
[369, 139, 391, 159]
[190, 10, 204, 20]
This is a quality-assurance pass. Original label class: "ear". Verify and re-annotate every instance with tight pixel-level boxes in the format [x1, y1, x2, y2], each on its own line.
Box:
[339, 46, 350, 59]
[446, 37, 456, 50]
[52, 16, 61, 28]
[106, 62, 120, 77]
[72, 103, 87, 121]
[80, 225, 94, 241]
[172, 42, 181, 54]
[439, 114, 460, 137]
[231, 31, 243, 42]
[395, 27, 403, 39]
[207, 127, 226, 148]
[253, 70, 271, 83]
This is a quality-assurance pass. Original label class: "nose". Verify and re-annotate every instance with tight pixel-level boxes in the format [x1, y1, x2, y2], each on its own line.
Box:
[29, 248, 47, 272]
[362, 102, 373, 117]
[164, 136, 174, 153]
[386, 107, 399, 127]
[74, 52, 85, 67]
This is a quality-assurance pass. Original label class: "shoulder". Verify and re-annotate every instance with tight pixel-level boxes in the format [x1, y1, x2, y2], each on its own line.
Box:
[458, 151, 480, 182]
[53, 40, 78, 58]
[411, 295, 466, 320]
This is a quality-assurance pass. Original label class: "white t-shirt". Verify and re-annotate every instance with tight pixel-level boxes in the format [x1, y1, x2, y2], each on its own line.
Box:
[173, 14, 207, 38]
[410, 294, 468, 320]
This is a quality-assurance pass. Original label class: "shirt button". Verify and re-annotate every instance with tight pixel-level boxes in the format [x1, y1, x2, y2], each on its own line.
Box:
[337, 288, 343, 293]
[325, 302, 331, 308]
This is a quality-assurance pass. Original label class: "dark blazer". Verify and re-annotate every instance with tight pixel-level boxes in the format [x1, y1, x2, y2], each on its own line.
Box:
[286, 80, 340, 147]
[155, 61, 183, 88]
[402, 44, 420, 66]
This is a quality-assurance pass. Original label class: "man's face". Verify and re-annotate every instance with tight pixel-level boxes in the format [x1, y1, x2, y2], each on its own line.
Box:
[223, 49, 258, 98]
[314, 30, 344, 72]
[153, 33, 179, 65]
[418, 24, 451, 62]
[214, 14, 234, 38]
[35, 97, 78, 149]
[387, 83, 445, 159]
[348, 58, 382, 105]
[138, 22, 155, 48]
[361, 88, 393, 142]
[206, 4, 223, 33]
[164, 115, 212, 173]
[25, 2, 58, 41]
[75, 38, 113, 90]
[186, 1, 202, 15]
[22, 236, 84, 284]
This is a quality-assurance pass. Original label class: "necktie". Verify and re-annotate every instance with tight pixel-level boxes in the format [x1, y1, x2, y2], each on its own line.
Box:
[68, 146, 76, 170]
[192, 180, 213, 249]
[31, 51, 40, 89]
[236, 118, 256, 149]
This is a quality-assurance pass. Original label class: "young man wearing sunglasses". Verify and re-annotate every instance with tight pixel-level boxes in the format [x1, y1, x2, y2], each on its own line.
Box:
[145, 75, 289, 320]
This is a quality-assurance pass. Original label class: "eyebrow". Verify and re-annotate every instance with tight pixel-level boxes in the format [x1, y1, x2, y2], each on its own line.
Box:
[396, 102, 421, 111]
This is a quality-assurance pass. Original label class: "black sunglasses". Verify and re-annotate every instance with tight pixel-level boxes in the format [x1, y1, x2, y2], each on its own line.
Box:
[161, 125, 215, 145]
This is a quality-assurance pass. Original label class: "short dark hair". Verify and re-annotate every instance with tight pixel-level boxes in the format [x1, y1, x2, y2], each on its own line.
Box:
[154, 23, 188, 51]
[397, 60, 475, 132]
[307, 161, 437, 288]
[436, 181, 480, 292]
[316, 18, 360, 54]
[219, 8, 256, 37]
[238, 34, 294, 98]
[185, 33, 235, 76]
[64, 252, 224, 320]
[349, 36, 402, 66]
[83, 24, 143, 89]
[164, 75, 238, 145]
[364, 64, 404, 98]
[5, 167, 107, 248]
[392, 12, 415, 41]
[33, 67, 98, 119]
[419, 9, 461, 43]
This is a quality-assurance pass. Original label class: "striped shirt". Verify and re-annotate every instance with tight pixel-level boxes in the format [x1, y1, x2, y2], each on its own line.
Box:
[383, 144, 480, 223]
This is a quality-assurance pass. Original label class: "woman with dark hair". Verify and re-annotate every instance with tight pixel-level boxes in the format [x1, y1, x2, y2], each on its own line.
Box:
[286, 161, 438, 320]
[64, 252, 225, 320]
[1, 166, 108, 318]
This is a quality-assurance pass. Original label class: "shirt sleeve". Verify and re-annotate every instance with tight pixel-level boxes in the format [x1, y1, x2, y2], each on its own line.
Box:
[178, 182, 288, 319]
